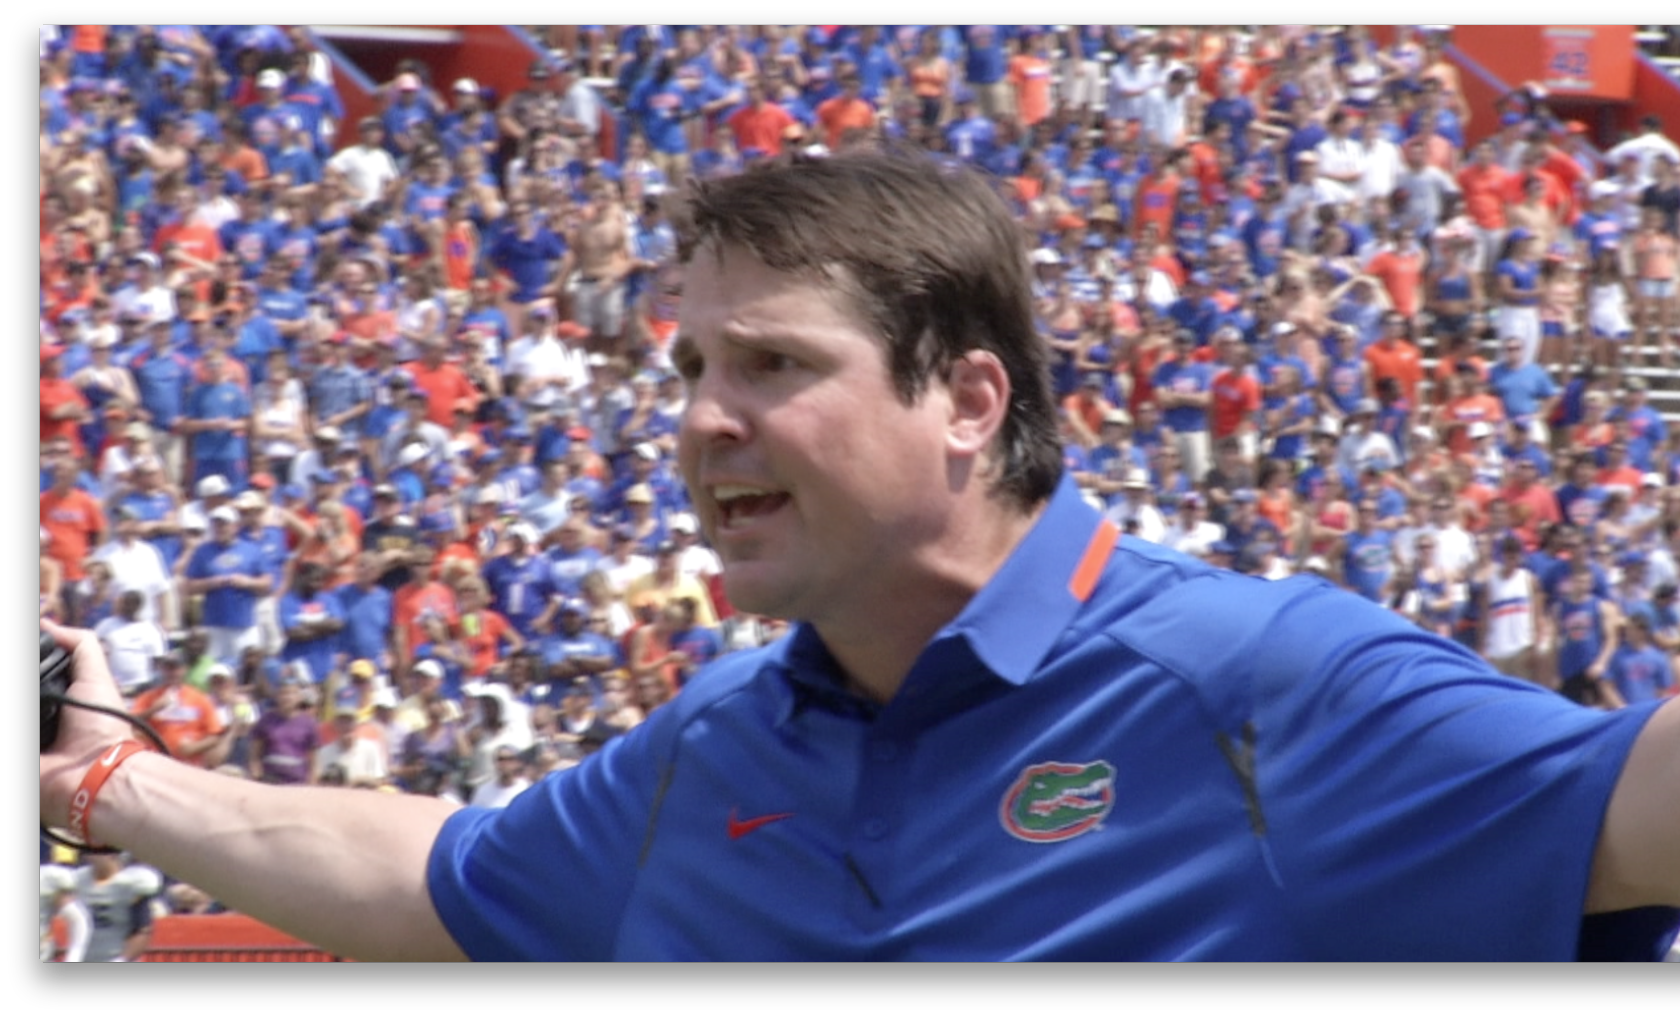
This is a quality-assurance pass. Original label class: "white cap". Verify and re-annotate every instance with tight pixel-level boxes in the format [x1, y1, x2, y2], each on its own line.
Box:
[1590, 179, 1619, 200]
[1642, 472, 1664, 488]
[372, 688, 400, 709]
[197, 475, 231, 498]
[453, 77, 479, 94]
[413, 659, 444, 681]
[1121, 468, 1151, 489]
[256, 68, 285, 89]
[669, 512, 698, 535]
[475, 483, 504, 505]
[209, 505, 239, 524]
[1467, 421, 1494, 439]
[1030, 248, 1063, 266]
[397, 442, 429, 468]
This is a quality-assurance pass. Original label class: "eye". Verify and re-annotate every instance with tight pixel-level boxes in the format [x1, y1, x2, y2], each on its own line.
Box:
[745, 350, 795, 376]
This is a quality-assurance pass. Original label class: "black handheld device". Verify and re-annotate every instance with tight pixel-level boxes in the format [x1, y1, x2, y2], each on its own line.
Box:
[40, 632, 73, 751]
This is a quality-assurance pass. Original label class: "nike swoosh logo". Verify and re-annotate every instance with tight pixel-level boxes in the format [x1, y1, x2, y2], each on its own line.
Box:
[100, 744, 126, 767]
[727, 807, 794, 840]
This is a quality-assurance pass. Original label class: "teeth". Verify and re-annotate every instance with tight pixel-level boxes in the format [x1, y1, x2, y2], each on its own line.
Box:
[712, 485, 776, 502]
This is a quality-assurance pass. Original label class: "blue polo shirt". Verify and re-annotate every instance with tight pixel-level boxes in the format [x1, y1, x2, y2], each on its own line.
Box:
[332, 581, 393, 667]
[279, 590, 346, 687]
[187, 379, 250, 461]
[427, 475, 1675, 960]
[185, 537, 264, 629]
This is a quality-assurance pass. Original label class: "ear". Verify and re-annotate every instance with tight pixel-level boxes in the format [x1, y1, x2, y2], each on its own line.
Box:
[944, 350, 1011, 462]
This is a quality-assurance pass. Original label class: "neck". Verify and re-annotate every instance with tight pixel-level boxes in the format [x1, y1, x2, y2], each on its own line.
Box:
[817, 498, 1045, 704]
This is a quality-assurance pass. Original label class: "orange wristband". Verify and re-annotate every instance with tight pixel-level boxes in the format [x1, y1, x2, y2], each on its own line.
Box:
[67, 740, 149, 846]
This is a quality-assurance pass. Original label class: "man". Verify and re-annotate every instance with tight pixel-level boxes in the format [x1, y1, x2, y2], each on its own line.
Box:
[278, 562, 346, 690]
[325, 116, 398, 209]
[561, 180, 634, 347]
[71, 852, 162, 963]
[330, 551, 393, 669]
[537, 599, 620, 705]
[180, 345, 250, 488]
[40, 458, 106, 622]
[181, 505, 269, 664]
[88, 506, 173, 628]
[470, 745, 531, 809]
[129, 651, 232, 768]
[1479, 534, 1547, 687]
[39, 152, 1680, 961]
[93, 590, 167, 698]
[313, 701, 389, 788]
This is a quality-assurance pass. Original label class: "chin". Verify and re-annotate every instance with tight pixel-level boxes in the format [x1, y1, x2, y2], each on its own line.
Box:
[719, 564, 799, 622]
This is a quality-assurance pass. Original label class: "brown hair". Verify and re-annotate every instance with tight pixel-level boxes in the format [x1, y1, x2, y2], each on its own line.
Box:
[673, 148, 1061, 511]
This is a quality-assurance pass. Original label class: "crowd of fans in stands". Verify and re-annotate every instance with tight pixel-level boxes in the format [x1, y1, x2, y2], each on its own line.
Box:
[36, 24, 1680, 895]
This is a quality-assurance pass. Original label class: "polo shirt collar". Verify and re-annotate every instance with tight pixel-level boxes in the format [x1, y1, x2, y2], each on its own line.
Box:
[765, 474, 1112, 724]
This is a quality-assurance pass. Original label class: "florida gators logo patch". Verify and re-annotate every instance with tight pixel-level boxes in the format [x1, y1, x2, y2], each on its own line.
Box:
[1000, 761, 1116, 843]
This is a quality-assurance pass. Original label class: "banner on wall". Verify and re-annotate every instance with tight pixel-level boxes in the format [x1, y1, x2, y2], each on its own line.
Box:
[1537, 26, 1635, 99]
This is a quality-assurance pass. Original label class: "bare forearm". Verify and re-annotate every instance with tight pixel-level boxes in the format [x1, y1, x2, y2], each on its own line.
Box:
[92, 752, 467, 960]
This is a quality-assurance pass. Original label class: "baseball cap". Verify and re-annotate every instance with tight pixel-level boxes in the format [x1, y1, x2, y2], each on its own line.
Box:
[1353, 397, 1380, 415]
[1626, 375, 1649, 392]
[632, 442, 660, 462]
[349, 659, 377, 680]
[198, 475, 232, 498]
[668, 512, 698, 535]
[396, 72, 421, 91]
[1102, 409, 1132, 427]
[372, 688, 400, 710]
[559, 597, 589, 616]
[413, 659, 444, 681]
[1642, 473, 1664, 488]
[209, 505, 240, 524]
[256, 68, 284, 89]
[1230, 488, 1259, 505]
[314, 424, 343, 444]
[1121, 468, 1150, 490]
[625, 483, 655, 504]
[1467, 421, 1494, 440]
[233, 490, 265, 511]
[452, 77, 479, 94]
[398, 442, 430, 468]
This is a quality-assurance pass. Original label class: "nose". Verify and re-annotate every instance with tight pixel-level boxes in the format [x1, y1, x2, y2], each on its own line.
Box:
[678, 370, 751, 451]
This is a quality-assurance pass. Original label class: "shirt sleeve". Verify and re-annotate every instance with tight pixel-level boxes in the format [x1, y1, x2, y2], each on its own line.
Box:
[426, 713, 667, 960]
[1249, 578, 1671, 959]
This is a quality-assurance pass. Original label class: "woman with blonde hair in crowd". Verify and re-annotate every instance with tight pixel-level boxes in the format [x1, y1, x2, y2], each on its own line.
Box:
[1587, 246, 1635, 369]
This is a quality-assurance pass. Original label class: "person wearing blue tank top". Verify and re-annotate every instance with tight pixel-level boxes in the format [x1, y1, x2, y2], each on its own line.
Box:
[1552, 565, 1624, 708]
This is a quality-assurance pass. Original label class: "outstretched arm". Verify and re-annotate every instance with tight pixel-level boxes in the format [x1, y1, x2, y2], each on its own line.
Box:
[1586, 697, 1680, 912]
[39, 620, 467, 961]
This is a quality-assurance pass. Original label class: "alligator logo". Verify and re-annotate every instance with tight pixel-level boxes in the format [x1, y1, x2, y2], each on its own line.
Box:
[999, 760, 1116, 843]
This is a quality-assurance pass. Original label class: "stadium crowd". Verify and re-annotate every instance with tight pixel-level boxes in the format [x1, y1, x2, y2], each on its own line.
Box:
[35, 24, 1680, 950]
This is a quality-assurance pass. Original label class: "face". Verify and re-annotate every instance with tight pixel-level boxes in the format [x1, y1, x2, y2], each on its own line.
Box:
[675, 246, 970, 624]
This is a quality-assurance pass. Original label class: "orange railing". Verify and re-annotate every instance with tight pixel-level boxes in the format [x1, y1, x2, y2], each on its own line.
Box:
[139, 913, 344, 962]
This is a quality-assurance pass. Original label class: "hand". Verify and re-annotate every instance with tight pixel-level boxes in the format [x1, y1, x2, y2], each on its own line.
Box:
[40, 620, 141, 831]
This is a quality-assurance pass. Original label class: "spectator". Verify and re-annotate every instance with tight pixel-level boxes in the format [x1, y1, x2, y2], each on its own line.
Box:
[131, 651, 233, 767]
[248, 672, 320, 786]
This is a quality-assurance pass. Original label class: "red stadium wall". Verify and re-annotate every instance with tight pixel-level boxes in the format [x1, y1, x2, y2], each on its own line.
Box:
[305, 25, 546, 153]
